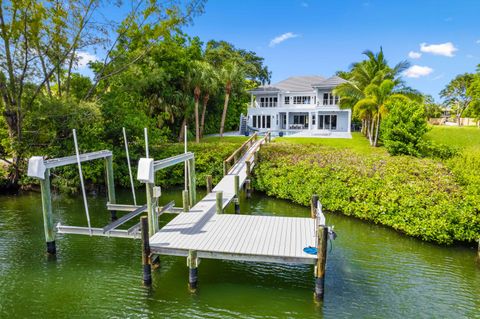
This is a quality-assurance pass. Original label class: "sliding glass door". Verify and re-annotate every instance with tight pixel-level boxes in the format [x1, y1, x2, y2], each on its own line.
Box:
[317, 114, 337, 130]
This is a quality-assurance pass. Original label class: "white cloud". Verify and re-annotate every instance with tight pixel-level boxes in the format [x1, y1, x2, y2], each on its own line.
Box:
[476, 39, 480, 44]
[75, 51, 98, 69]
[420, 42, 458, 57]
[404, 65, 434, 78]
[301, 2, 308, 7]
[269, 32, 300, 47]
[408, 51, 422, 59]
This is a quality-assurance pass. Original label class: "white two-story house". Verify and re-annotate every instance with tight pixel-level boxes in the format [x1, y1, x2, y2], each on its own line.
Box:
[245, 75, 351, 136]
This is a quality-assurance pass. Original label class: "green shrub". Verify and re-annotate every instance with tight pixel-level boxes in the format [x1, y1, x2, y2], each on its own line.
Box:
[253, 143, 480, 244]
[381, 100, 429, 156]
[417, 140, 459, 160]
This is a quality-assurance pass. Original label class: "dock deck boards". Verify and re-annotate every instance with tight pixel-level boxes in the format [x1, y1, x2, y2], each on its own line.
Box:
[149, 137, 318, 265]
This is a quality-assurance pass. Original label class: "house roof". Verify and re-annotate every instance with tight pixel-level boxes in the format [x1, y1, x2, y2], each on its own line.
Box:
[312, 76, 347, 89]
[273, 76, 326, 92]
[250, 75, 347, 93]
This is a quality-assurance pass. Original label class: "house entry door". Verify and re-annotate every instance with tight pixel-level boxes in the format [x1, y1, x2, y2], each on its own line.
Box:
[318, 114, 337, 130]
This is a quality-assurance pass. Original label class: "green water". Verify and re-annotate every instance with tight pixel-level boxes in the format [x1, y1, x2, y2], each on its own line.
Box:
[0, 189, 479, 318]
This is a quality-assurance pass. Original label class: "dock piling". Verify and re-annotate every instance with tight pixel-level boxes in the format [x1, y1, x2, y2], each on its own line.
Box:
[206, 175, 213, 193]
[245, 179, 252, 199]
[311, 194, 319, 219]
[188, 158, 196, 206]
[216, 191, 223, 214]
[105, 156, 117, 221]
[141, 216, 152, 286]
[314, 225, 328, 301]
[40, 168, 56, 255]
[182, 190, 189, 212]
[187, 250, 199, 292]
[146, 183, 158, 236]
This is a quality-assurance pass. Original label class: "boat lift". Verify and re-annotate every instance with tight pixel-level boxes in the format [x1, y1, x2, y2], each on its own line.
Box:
[27, 127, 195, 254]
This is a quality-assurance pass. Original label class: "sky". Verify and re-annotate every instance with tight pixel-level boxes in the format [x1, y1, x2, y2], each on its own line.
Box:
[181, 0, 480, 100]
[76, 0, 480, 101]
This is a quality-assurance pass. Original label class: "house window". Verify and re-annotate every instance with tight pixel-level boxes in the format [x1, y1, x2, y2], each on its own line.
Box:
[293, 96, 312, 105]
[285, 96, 290, 105]
[323, 93, 339, 105]
[267, 116, 271, 128]
[253, 116, 257, 128]
[312, 114, 316, 126]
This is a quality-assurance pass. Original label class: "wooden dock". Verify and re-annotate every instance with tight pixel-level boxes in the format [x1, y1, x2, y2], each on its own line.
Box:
[28, 129, 330, 299]
[149, 134, 317, 264]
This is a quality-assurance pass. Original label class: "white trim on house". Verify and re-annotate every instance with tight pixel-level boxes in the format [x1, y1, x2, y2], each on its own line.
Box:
[246, 76, 351, 135]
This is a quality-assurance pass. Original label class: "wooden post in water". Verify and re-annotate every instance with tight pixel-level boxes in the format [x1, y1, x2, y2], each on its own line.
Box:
[245, 179, 252, 199]
[146, 183, 157, 237]
[234, 175, 240, 214]
[206, 175, 213, 193]
[311, 194, 319, 219]
[182, 190, 189, 212]
[40, 168, 56, 255]
[105, 156, 117, 221]
[141, 216, 152, 286]
[188, 158, 196, 206]
[216, 191, 223, 214]
[314, 225, 328, 301]
[477, 239, 480, 262]
[187, 250, 199, 292]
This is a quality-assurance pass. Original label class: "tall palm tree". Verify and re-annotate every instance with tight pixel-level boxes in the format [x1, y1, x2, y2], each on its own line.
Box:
[334, 48, 411, 145]
[189, 61, 210, 143]
[200, 64, 219, 138]
[219, 62, 244, 137]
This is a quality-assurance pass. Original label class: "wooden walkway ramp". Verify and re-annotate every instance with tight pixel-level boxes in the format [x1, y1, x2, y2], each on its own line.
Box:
[149, 135, 317, 264]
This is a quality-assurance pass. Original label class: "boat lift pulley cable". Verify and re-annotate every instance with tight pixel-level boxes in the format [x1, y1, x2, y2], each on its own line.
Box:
[123, 127, 137, 206]
[72, 129, 92, 236]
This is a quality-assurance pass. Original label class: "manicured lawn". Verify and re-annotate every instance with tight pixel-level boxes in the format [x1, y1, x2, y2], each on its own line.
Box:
[425, 126, 480, 152]
[275, 132, 388, 155]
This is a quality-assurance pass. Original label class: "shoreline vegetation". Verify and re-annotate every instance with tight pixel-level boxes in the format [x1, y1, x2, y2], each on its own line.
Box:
[252, 129, 480, 245]
[5, 127, 480, 246]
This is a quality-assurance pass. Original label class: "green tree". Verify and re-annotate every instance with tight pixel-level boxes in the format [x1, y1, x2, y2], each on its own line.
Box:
[423, 95, 443, 119]
[188, 60, 210, 143]
[440, 73, 475, 125]
[219, 62, 244, 137]
[334, 48, 414, 146]
[200, 64, 219, 138]
[381, 100, 429, 156]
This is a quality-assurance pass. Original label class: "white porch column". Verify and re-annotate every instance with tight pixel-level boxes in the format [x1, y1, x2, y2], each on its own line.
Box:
[347, 109, 352, 133]
[309, 112, 313, 130]
[286, 112, 289, 130]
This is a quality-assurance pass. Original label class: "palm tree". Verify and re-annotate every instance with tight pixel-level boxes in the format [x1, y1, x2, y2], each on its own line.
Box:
[219, 62, 244, 137]
[334, 48, 411, 146]
[188, 61, 210, 143]
[200, 64, 219, 138]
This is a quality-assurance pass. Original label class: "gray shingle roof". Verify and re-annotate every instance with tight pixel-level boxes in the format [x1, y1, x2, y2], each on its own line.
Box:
[312, 76, 347, 89]
[250, 75, 347, 93]
[273, 76, 325, 92]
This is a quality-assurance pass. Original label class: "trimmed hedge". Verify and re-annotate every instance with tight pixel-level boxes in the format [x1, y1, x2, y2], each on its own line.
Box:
[253, 143, 480, 244]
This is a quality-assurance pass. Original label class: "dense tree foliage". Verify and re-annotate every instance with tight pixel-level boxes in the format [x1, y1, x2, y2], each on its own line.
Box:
[0, 1, 270, 189]
[381, 100, 428, 156]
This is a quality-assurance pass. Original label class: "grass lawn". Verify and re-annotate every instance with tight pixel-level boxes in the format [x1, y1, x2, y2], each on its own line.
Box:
[425, 126, 480, 152]
[275, 132, 388, 155]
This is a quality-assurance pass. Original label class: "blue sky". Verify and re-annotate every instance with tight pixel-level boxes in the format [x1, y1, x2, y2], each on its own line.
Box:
[182, 0, 480, 100]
